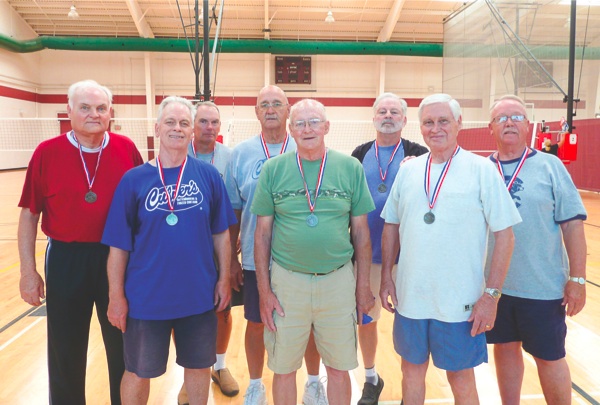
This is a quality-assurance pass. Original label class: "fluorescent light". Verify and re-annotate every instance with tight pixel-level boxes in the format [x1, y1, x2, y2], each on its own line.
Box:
[325, 10, 335, 23]
[68, 5, 79, 19]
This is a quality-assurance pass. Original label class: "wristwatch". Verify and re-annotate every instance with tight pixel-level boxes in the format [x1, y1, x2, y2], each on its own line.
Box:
[568, 276, 586, 285]
[484, 287, 502, 299]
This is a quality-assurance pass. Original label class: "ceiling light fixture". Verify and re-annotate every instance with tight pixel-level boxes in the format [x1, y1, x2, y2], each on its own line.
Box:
[325, 10, 335, 23]
[68, 5, 79, 19]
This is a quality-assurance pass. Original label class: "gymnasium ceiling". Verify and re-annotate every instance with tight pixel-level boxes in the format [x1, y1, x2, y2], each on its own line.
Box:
[5, 0, 600, 47]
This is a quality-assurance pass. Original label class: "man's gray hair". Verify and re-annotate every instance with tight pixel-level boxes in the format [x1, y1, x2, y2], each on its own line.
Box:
[489, 94, 527, 115]
[196, 100, 220, 116]
[290, 99, 327, 121]
[418, 93, 461, 121]
[67, 80, 113, 109]
[157, 96, 195, 123]
[373, 92, 407, 116]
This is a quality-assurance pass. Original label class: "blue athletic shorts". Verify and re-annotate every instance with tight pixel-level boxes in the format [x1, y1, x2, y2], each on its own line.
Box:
[393, 312, 487, 371]
[486, 294, 566, 361]
[123, 311, 217, 378]
[242, 270, 262, 323]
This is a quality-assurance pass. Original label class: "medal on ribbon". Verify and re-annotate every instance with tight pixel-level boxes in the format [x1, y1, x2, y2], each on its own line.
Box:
[374, 140, 402, 194]
[423, 145, 460, 224]
[73, 131, 107, 204]
[495, 147, 528, 192]
[260, 132, 290, 160]
[157, 156, 188, 226]
[296, 150, 328, 227]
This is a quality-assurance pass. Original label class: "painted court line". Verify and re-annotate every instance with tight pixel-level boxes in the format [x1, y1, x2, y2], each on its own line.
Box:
[0, 316, 44, 352]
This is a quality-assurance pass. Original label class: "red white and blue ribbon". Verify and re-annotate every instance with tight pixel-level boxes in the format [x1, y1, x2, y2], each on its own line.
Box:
[296, 150, 328, 214]
[495, 147, 528, 191]
[374, 140, 402, 182]
[260, 132, 290, 160]
[74, 131, 107, 191]
[424, 145, 460, 211]
[157, 155, 188, 212]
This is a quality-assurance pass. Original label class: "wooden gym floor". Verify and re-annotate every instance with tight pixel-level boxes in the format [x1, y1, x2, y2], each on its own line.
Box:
[1, 168, 599, 404]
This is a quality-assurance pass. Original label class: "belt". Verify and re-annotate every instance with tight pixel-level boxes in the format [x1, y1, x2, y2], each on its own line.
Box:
[309, 262, 346, 277]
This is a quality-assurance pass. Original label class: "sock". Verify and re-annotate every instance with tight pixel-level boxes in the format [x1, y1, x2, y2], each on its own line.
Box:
[307, 374, 319, 384]
[365, 366, 378, 385]
[249, 378, 263, 387]
[214, 353, 226, 370]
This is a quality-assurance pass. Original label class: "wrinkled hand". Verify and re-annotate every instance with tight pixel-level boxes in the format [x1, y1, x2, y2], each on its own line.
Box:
[379, 278, 397, 313]
[563, 282, 586, 316]
[230, 260, 244, 292]
[356, 285, 375, 323]
[467, 295, 498, 337]
[108, 296, 128, 333]
[19, 272, 45, 306]
[259, 290, 284, 333]
[214, 278, 231, 312]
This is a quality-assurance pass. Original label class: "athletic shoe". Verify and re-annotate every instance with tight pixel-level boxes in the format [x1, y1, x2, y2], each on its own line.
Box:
[177, 382, 189, 405]
[302, 378, 328, 405]
[357, 375, 384, 405]
[211, 367, 240, 397]
[243, 383, 267, 405]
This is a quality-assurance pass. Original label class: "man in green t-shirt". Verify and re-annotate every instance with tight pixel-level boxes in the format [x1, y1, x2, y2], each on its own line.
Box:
[252, 98, 375, 405]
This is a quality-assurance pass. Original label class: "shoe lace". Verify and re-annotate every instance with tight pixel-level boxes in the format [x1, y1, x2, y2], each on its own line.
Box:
[305, 377, 328, 405]
[244, 384, 263, 404]
[362, 381, 379, 401]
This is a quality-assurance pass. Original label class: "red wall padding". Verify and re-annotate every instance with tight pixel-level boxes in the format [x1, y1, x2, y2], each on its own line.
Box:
[457, 119, 599, 192]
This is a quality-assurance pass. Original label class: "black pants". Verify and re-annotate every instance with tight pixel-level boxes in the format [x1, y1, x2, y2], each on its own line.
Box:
[45, 239, 124, 405]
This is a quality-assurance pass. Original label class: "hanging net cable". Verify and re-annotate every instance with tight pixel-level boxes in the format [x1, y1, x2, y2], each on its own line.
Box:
[574, 5, 592, 117]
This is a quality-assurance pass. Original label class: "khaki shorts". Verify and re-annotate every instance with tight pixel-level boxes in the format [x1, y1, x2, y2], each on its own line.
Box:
[353, 263, 397, 322]
[265, 261, 358, 374]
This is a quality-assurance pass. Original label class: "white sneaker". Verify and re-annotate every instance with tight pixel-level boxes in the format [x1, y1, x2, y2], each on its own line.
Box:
[302, 378, 328, 405]
[243, 383, 267, 405]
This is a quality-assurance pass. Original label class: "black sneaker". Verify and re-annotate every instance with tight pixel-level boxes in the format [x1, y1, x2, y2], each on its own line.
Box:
[357, 374, 384, 405]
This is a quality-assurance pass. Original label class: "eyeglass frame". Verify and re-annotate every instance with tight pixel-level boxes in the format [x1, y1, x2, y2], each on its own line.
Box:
[290, 118, 327, 130]
[491, 115, 527, 124]
[257, 101, 288, 110]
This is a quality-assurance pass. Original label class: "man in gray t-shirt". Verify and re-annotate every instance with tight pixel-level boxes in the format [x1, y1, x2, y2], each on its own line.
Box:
[486, 94, 587, 405]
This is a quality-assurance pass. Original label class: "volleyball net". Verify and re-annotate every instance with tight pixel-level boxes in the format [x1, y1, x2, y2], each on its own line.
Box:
[0, 118, 504, 170]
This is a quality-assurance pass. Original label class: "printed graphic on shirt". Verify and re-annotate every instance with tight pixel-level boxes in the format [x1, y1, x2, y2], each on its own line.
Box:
[507, 177, 524, 208]
[145, 180, 204, 212]
[252, 159, 266, 180]
[272, 188, 351, 202]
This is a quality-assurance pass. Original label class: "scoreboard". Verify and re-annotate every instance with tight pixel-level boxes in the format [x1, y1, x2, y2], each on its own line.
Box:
[275, 56, 311, 84]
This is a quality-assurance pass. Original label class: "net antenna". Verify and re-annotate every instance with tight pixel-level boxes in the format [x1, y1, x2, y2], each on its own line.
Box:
[175, 0, 224, 103]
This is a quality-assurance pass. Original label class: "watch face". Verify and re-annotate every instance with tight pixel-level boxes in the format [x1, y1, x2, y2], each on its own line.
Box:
[485, 288, 501, 298]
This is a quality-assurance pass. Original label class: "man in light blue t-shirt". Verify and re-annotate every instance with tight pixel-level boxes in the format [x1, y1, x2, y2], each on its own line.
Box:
[486, 95, 587, 405]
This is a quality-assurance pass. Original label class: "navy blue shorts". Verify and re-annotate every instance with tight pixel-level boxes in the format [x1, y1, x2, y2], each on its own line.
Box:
[486, 295, 566, 361]
[393, 312, 487, 371]
[242, 270, 262, 323]
[123, 311, 217, 378]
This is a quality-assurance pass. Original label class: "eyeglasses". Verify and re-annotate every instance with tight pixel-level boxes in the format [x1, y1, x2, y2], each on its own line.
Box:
[257, 101, 287, 110]
[291, 118, 326, 130]
[492, 115, 526, 124]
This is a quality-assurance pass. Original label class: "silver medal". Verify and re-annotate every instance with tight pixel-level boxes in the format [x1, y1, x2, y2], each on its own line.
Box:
[423, 211, 435, 224]
[377, 183, 387, 193]
[306, 213, 319, 227]
[85, 191, 97, 203]
[166, 212, 178, 226]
